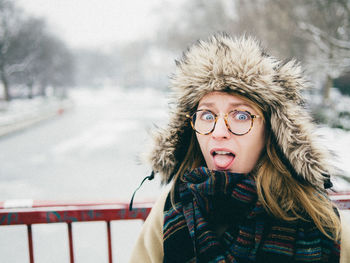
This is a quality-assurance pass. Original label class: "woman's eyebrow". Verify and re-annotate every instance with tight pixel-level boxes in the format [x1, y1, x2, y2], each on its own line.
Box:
[197, 102, 215, 108]
[198, 102, 252, 108]
[229, 102, 251, 108]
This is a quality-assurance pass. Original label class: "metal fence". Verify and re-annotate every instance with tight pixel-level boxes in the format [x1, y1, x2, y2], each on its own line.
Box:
[0, 192, 349, 263]
[0, 200, 152, 263]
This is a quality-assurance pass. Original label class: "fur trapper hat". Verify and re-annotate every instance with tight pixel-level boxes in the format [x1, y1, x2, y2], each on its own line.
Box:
[149, 33, 334, 189]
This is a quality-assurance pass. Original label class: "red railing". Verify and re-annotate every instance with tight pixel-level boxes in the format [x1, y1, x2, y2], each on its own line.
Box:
[0, 192, 349, 263]
[0, 200, 153, 263]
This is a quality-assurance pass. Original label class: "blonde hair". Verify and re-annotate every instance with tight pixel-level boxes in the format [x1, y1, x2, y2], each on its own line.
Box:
[256, 130, 341, 240]
[171, 92, 341, 241]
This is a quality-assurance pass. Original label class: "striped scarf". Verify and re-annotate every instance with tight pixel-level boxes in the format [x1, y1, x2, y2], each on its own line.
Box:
[163, 167, 340, 262]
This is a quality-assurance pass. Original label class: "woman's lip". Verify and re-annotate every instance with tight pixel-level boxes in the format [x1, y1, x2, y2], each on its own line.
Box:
[210, 148, 236, 156]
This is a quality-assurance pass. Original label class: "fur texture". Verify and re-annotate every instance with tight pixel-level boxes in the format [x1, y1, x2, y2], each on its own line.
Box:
[148, 34, 334, 188]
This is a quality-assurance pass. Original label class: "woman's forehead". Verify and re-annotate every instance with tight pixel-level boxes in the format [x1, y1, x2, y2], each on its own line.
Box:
[198, 92, 253, 108]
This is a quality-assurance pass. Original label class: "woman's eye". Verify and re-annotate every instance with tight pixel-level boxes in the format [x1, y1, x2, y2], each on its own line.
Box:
[200, 112, 215, 121]
[234, 111, 250, 121]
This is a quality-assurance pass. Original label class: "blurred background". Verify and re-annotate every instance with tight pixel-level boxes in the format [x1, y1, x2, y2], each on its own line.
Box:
[1, 0, 350, 262]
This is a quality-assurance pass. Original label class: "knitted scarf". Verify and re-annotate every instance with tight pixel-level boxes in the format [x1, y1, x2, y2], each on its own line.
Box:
[163, 167, 340, 263]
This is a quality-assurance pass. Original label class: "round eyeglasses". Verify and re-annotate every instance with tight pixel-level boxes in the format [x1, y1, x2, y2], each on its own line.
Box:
[186, 110, 260, 136]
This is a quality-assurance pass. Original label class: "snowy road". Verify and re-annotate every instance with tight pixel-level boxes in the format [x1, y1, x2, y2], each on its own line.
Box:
[0, 87, 167, 202]
[0, 87, 168, 263]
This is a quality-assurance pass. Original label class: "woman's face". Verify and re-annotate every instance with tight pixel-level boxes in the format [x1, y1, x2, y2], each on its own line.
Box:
[196, 92, 266, 174]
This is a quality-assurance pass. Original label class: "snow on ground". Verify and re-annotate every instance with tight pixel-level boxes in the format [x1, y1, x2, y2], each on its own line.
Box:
[0, 86, 169, 201]
[317, 126, 350, 191]
[0, 95, 74, 137]
[0, 87, 170, 263]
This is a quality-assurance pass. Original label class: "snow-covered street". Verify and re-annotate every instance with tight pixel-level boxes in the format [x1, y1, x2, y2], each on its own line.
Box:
[0, 87, 168, 202]
[0, 87, 169, 263]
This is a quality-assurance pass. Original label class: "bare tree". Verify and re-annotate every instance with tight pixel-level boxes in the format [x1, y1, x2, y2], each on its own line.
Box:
[234, 0, 309, 60]
[156, 0, 235, 52]
[1, 1, 75, 100]
[294, 0, 350, 101]
[74, 49, 118, 88]
[8, 17, 47, 98]
[235, 0, 350, 101]
[0, 0, 23, 101]
[32, 33, 75, 98]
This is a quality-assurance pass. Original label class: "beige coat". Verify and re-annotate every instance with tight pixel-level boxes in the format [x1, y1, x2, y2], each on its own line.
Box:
[130, 189, 350, 263]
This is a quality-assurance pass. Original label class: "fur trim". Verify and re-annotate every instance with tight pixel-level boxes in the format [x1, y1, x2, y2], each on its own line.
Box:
[148, 34, 333, 188]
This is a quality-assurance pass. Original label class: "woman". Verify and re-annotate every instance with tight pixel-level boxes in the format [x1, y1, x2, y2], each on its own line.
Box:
[130, 34, 350, 262]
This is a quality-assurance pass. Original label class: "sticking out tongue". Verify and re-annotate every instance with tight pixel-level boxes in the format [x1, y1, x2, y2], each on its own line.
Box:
[213, 153, 235, 170]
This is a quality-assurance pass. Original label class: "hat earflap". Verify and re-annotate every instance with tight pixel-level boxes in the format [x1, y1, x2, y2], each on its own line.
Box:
[270, 103, 331, 188]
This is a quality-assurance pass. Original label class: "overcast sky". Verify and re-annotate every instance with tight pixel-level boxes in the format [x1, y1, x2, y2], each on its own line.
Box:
[16, 0, 163, 49]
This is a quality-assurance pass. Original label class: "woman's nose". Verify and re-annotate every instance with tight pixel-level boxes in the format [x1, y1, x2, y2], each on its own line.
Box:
[211, 117, 230, 139]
